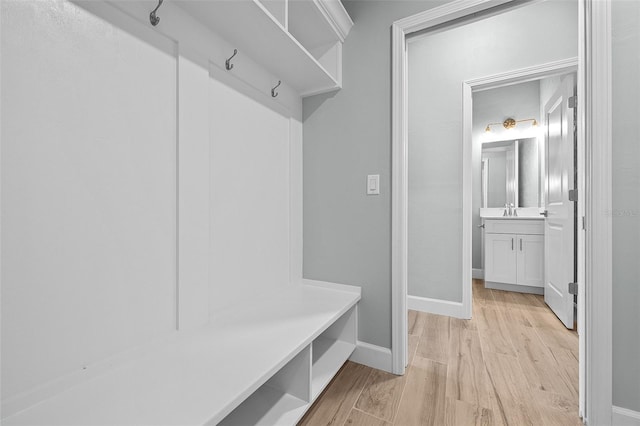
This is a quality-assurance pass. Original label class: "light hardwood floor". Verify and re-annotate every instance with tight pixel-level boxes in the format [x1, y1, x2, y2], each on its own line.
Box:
[299, 280, 581, 426]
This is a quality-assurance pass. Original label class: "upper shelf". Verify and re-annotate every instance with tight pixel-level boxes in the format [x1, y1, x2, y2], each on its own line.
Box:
[177, 0, 353, 96]
[288, 0, 353, 48]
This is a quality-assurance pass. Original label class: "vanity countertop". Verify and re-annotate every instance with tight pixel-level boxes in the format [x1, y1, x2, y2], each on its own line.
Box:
[481, 216, 544, 220]
[479, 207, 544, 219]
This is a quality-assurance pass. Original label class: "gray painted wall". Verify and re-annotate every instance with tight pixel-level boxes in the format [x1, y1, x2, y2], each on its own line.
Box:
[612, 0, 640, 412]
[304, 0, 576, 347]
[303, 0, 451, 349]
[472, 81, 541, 270]
[407, 1, 577, 300]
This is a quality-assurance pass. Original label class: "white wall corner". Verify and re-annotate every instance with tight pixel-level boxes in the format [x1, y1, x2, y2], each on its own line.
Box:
[613, 406, 640, 426]
[349, 341, 393, 374]
[301, 278, 361, 295]
[408, 295, 467, 319]
[472, 268, 484, 279]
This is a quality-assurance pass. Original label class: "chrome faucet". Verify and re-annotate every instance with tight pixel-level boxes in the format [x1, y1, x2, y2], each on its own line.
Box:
[504, 203, 516, 216]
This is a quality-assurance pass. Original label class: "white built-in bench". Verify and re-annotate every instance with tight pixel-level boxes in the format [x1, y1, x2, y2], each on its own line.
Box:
[3, 284, 360, 425]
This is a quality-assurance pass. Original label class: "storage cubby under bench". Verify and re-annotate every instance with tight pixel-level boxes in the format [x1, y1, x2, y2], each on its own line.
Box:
[4, 285, 360, 426]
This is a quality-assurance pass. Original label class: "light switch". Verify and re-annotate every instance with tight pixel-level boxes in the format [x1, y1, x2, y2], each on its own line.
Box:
[367, 174, 380, 195]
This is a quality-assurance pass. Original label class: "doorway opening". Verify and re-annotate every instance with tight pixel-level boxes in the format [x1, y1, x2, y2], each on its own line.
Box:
[392, 1, 613, 424]
[471, 70, 580, 324]
[389, 0, 602, 423]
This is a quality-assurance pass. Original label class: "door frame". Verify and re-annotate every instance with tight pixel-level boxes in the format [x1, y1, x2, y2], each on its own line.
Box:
[464, 60, 579, 319]
[391, 0, 612, 424]
[462, 58, 579, 323]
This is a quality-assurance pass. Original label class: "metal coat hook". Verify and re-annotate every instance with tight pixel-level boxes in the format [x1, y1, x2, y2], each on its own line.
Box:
[150, 0, 163, 26]
[225, 49, 238, 71]
[271, 80, 281, 98]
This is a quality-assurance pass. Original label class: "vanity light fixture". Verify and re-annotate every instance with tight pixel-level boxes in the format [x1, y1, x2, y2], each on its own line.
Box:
[485, 117, 538, 132]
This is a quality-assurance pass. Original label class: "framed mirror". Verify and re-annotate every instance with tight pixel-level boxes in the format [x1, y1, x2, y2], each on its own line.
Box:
[481, 138, 540, 208]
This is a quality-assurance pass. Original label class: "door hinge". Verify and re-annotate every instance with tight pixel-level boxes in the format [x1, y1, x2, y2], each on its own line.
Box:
[568, 282, 578, 295]
[569, 189, 578, 202]
[582, 216, 586, 230]
[568, 96, 577, 109]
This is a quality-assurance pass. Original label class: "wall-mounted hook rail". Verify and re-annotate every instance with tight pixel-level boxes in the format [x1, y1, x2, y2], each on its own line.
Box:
[225, 49, 238, 71]
[150, 0, 163, 26]
[271, 80, 281, 98]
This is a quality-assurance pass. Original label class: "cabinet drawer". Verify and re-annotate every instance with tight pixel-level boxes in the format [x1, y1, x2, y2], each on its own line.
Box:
[484, 219, 544, 235]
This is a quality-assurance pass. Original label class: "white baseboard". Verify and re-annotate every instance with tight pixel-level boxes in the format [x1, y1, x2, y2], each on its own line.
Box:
[472, 268, 484, 279]
[408, 295, 466, 318]
[613, 406, 640, 426]
[485, 281, 544, 295]
[349, 341, 393, 374]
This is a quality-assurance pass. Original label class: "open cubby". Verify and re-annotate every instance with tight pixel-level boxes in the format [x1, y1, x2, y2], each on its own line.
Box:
[311, 305, 357, 398]
[3, 285, 359, 426]
[219, 346, 311, 426]
[287, 0, 352, 90]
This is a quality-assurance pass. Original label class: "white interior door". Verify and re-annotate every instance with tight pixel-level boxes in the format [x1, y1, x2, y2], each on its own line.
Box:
[543, 74, 576, 329]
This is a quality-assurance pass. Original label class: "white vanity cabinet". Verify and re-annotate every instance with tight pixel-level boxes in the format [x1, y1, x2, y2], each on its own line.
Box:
[484, 219, 544, 293]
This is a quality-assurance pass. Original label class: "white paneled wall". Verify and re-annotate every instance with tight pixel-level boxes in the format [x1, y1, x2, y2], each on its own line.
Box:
[1, 0, 303, 410]
[1, 1, 354, 422]
[1, 0, 177, 398]
[209, 74, 293, 315]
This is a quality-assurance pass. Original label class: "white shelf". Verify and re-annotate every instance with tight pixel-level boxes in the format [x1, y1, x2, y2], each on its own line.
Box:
[288, 1, 343, 49]
[311, 337, 356, 398]
[177, 0, 339, 95]
[259, 0, 287, 29]
[218, 385, 309, 426]
[3, 285, 360, 426]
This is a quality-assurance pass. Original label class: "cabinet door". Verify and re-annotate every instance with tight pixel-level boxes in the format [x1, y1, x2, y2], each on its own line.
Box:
[484, 234, 517, 284]
[517, 234, 544, 287]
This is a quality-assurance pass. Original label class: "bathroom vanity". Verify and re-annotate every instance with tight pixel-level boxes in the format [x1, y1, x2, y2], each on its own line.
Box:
[483, 217, 544, 294]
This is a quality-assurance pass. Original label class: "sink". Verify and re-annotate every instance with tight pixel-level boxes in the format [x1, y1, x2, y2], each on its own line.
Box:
[482, 215, 544, 220]
[479, 207, 544, 219]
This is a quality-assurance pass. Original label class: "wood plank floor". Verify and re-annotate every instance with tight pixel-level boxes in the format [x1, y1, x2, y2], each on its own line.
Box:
[299, 280, 581, 426]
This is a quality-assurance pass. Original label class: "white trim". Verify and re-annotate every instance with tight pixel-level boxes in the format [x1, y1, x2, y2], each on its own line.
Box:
[315, 0, 354, 42]
[612, 407, 640, 426]
[576, 0, 587, 417]
[467, 57, 579, 91]
[484, 282, 544, 295]
[462, 82, 473, 320]
[290, 118, 304, 286]
[391, 19, 408, 375]
[407, 296, 466, 318]
[585, 0, 613, 424]
[472, 268, 484, 279]
[349, 341, 393, 374]
[393, 0, 514, 35]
